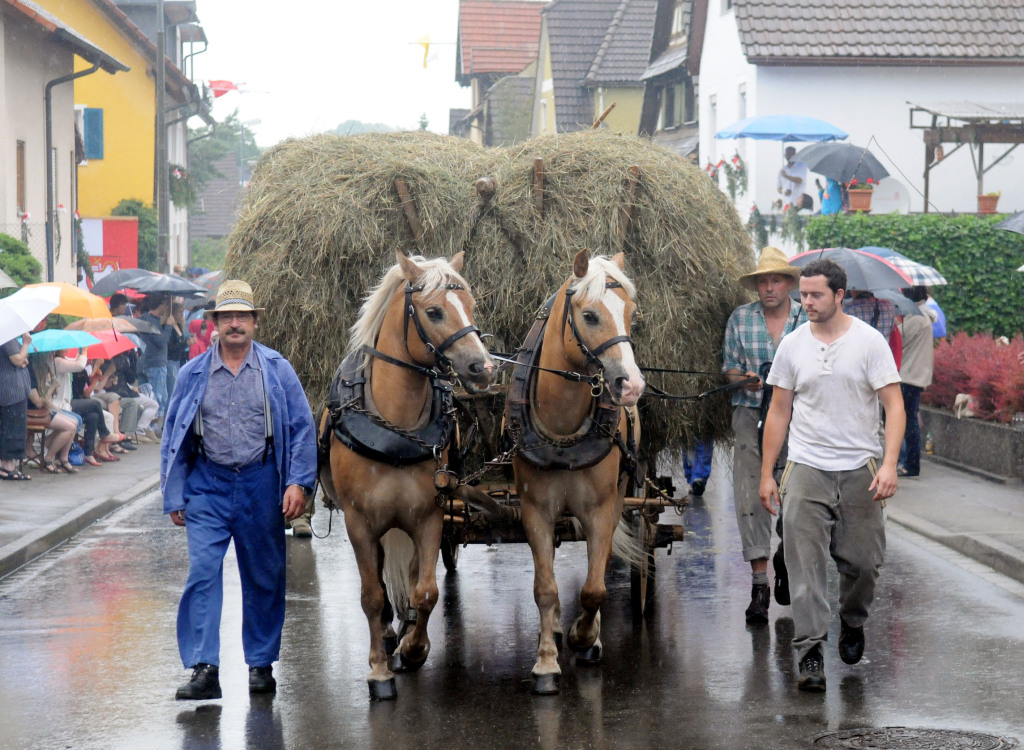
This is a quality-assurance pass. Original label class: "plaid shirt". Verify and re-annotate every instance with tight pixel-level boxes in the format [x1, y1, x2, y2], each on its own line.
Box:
[722, 298, 806, 408]
[844, 296, 896, 338]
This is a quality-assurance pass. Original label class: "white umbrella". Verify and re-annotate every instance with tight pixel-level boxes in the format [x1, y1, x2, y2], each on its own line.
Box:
[0, 269, 17, 290]
[0, 285, 61, 343]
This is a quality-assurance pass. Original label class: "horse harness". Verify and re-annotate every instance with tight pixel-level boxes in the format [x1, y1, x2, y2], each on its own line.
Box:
[505, 282, 638, 475]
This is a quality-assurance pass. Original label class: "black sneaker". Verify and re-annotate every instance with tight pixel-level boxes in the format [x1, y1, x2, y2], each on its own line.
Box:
[120, 440, 138, 451]
[772, 545, 790, 606]
[744, 583, 770, 624]
[176, 663, 221, 700]
[797, 645, 826, 692]
[249, 665, 277, 694]
[839, 618, 865, 665]
[690, 479, 706, 497]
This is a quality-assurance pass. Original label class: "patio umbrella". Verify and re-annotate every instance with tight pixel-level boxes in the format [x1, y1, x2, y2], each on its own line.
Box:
[0, 268, 17, 290]
[794, 143, 889, 185]
[22, 282, 111, 319]
[856, 247, 947, 286]
[88, 268, 160, 297]
[22, 329, 100, 354]
[65, 316, 159, 335]
[130, 273, 207, 295]
[83, 329, 137, 360]
[0, 285, 61, 343]
[995, 212, 1024, 234]
[873, 290, 924, 317]
[789, 248, 912, 291]
[716, 115, 848, 142]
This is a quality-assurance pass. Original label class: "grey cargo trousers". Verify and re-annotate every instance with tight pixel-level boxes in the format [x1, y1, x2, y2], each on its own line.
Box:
[780, 461, 886, 661]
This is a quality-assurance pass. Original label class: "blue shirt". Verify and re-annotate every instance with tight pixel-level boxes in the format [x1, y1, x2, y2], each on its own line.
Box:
[160, 341, 317, 514]
[200, 343, 267, 467]
[139, 313, 173, 369]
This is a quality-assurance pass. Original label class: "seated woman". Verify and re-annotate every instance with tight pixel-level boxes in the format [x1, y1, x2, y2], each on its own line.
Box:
[51, 349, 119, 466]
[25, 353, 79, 474]
[84, 359, 127, 454]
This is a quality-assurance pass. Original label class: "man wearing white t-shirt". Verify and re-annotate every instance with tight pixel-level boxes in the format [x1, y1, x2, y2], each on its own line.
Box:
[759, 259, 905, 693]
[777, 146, 812, 210]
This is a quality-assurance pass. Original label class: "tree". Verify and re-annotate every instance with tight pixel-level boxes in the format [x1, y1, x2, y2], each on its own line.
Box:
[334, 119, 398, 135]
[419, 113, 429, 131]
[0, 233, 42, 287]
[188, 109, 262, 193]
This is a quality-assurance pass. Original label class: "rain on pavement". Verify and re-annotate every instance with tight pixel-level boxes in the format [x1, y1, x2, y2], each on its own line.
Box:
[1, 458, 1022, 750]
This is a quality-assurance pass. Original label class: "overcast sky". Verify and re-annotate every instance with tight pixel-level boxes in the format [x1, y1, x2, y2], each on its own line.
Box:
[190, 0, 481, 146]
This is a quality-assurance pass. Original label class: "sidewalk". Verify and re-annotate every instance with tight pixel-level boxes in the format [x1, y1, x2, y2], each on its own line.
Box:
[1, 447, 1022, 584]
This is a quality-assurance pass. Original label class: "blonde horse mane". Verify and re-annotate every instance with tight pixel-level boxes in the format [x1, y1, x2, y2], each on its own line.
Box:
[347, 255, 472, 358]
[570, 254, 636, 304]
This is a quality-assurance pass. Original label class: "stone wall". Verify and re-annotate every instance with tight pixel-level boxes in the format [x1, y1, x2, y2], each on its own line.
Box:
[921, 406, 1024, 482]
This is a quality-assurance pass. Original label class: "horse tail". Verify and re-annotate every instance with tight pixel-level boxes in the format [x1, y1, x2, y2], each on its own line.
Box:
[381, 528, 415, 616]
[612, 519, 648, 569]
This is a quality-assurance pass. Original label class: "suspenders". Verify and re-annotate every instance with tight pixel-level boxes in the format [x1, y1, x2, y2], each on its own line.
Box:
[193, 367, 274, 464]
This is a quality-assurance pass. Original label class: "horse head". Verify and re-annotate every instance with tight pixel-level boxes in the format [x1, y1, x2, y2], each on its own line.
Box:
[562, 249, 645, 406]
[395, 251, 495, 393]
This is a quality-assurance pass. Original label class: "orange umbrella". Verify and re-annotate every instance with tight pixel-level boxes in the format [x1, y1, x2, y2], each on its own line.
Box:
[23, 282, 111, 319]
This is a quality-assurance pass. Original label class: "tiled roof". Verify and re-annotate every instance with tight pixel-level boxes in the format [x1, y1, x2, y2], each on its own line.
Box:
[457, 0, 544, 83]
[189, 153, 244, 239]
[585, 0, 658, 85]
[545, 0, 623, 131]
[641, 42, 687, 80]
[735, 0, 1024, 63]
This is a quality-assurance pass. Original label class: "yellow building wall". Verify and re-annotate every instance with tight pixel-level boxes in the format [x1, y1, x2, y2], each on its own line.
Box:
[595, 87, 644, 135]
[37, 0, 155, 216]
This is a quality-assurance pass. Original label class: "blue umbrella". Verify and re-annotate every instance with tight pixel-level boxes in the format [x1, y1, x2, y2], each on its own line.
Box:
[716, 115, 848, 142]
[22, 329, 101, 354]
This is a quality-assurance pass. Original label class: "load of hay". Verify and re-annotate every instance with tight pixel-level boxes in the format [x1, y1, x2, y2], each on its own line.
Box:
[226, 129, 753, 461]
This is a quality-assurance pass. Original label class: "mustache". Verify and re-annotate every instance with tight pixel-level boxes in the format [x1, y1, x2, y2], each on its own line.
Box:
[226, 327, 246, 335]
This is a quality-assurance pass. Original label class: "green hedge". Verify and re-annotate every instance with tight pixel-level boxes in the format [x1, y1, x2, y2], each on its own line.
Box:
[805, 213, 1024, 337]
[0, 233, 43, 289]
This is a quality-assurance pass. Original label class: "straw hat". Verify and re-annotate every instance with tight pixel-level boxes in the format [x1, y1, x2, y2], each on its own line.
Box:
[204, 279, 265, 318]
[738, 247, 801, 291]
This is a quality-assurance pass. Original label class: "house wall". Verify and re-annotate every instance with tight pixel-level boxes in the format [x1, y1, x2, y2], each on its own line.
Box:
[1, 12, 78, 283]
[594, 86, 645, 135]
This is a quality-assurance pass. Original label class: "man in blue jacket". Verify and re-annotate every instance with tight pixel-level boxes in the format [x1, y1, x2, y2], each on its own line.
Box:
[162, 279, 316, 700]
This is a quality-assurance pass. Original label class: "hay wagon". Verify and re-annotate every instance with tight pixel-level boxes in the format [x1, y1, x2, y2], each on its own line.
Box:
[226, 130, 755, 618]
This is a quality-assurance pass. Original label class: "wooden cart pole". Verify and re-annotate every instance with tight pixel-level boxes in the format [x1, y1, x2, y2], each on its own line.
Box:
[394, 178, 425, 254]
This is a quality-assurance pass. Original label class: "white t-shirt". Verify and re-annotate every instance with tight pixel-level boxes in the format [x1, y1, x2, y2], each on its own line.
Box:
[777, 160, 809, 197]
[767, 317, 900, 471]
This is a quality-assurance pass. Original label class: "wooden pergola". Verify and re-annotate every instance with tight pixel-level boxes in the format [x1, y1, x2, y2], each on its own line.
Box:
[909, 101, 1024, 212]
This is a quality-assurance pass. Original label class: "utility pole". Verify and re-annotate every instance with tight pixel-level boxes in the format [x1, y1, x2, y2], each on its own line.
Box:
[155, 0, 169, 272]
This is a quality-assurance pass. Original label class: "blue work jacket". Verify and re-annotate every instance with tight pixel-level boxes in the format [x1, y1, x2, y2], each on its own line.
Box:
[160, 341, 317, 514]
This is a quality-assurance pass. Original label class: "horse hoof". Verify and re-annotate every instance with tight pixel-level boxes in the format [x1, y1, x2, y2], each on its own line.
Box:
[531, 673, 560, 696]
[368, 678, 397, 701]
[388, 650, 427, 674]
[383, 635, 399, 655]
[574, 643, 602, 666]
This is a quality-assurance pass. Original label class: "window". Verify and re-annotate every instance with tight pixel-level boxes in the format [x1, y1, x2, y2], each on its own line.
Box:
[16, 141, 26, 214]
[83, 108, 104, 160]
[663, 86, 677, 129]
[709, 95, 717, 144]
[540, 99, 548, 134]
[722, 0, 733, 12]
[671, 0, 686, 36]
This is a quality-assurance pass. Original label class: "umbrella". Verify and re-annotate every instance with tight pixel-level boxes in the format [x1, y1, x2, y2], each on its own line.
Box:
[22, 282, 111, 319]
[995, 212, 1024, 234]
[873, 290, 924, 317]
[794, 143, 888, 185]
[716, 115, 848, 142]
[0, 285, 61, 344]
[89, 268, 160, 297]
[65, 316, 159, 335]
[0, 268, 17, 290]
[195, 269, 224, 292]
[856, 246, 947, 286]
[22, 329, 100, 354]
[789, 248, 912, 291]
[83, 329, 138, 360]
[130, 273, 207, 295]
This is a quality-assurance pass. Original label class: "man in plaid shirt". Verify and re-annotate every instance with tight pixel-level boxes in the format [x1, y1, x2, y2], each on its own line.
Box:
[723, 247, 806, 624]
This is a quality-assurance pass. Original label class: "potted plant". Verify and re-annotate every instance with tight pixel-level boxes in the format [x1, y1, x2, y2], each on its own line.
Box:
[978, 190, 1000, 214]
[846, 178, 875, 212]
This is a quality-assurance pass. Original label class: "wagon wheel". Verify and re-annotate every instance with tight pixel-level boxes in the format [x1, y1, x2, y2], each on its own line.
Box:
[630, 513, 656, 619]
[440, 530, 460, 572]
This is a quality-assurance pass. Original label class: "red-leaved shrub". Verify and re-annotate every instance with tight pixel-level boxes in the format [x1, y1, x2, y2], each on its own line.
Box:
[924, 333, 1024, 422]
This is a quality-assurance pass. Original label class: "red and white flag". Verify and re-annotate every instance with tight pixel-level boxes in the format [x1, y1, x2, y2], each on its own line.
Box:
[208, 80, 244, 98]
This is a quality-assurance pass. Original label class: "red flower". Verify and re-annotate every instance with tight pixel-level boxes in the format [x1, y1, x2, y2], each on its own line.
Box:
[850, 178, 858, 187]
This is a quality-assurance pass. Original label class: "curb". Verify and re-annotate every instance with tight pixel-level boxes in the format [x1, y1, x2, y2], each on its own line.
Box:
[0, 472, 161, 580]
[887, 506, 1024, 587]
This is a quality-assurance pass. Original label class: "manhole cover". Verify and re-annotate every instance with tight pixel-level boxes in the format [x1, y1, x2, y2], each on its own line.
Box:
[813, 727, 1019, 749]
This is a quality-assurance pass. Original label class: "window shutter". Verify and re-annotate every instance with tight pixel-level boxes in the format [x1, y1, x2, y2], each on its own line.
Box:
[83, 108, 104, 160]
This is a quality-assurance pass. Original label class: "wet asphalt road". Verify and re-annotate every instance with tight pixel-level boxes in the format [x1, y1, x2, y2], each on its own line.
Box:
[1, 464, 1023, 750]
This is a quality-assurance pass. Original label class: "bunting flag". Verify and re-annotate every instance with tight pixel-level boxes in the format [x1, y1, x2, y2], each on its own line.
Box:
[416, 36, 439, 68]
[208, 80, 244, 98]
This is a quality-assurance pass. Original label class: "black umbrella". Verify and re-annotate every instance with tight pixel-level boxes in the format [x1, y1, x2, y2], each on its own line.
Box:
[131, 273, 207, 295]
[790, 248, 912, 291]
[873, 290, 924, 317]
[794, 143, 889, 185]
[89, 268, 160, 297]
[995, 211, 1024, 234]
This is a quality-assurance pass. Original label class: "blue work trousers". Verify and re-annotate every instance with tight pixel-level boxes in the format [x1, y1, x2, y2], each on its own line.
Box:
[146, 366, 168, 416]
[177, 457, 285, 669]
[683, 440, 713, 484]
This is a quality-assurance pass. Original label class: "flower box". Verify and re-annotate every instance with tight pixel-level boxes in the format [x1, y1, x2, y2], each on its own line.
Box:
[977, 194, 1000, 214]
[848, 190, 872, 213]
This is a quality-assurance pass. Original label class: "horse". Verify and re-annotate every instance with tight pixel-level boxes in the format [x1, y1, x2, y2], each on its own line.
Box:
[318, 251, 495, 700]
[507, 249, 646, 695]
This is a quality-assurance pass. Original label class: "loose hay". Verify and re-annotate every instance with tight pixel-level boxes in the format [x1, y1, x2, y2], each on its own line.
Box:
[226, 130, 753, 461]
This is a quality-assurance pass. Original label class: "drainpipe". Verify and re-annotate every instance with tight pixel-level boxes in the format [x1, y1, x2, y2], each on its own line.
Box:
[156, 0, 169, 273]
[45, 62, 101, 282]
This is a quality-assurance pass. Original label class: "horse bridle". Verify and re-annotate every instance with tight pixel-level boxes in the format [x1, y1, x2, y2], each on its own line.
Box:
[401, 281, 481, 379]
[559, 280, 633, 389]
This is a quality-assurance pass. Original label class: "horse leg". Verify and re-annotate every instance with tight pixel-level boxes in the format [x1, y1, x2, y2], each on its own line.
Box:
[378, 540, 398, 655]
[567, 499, 619, 665]
[390, 513, 442, 673]
[521, 500, 562, 695]
[344, 512, 397, 700]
